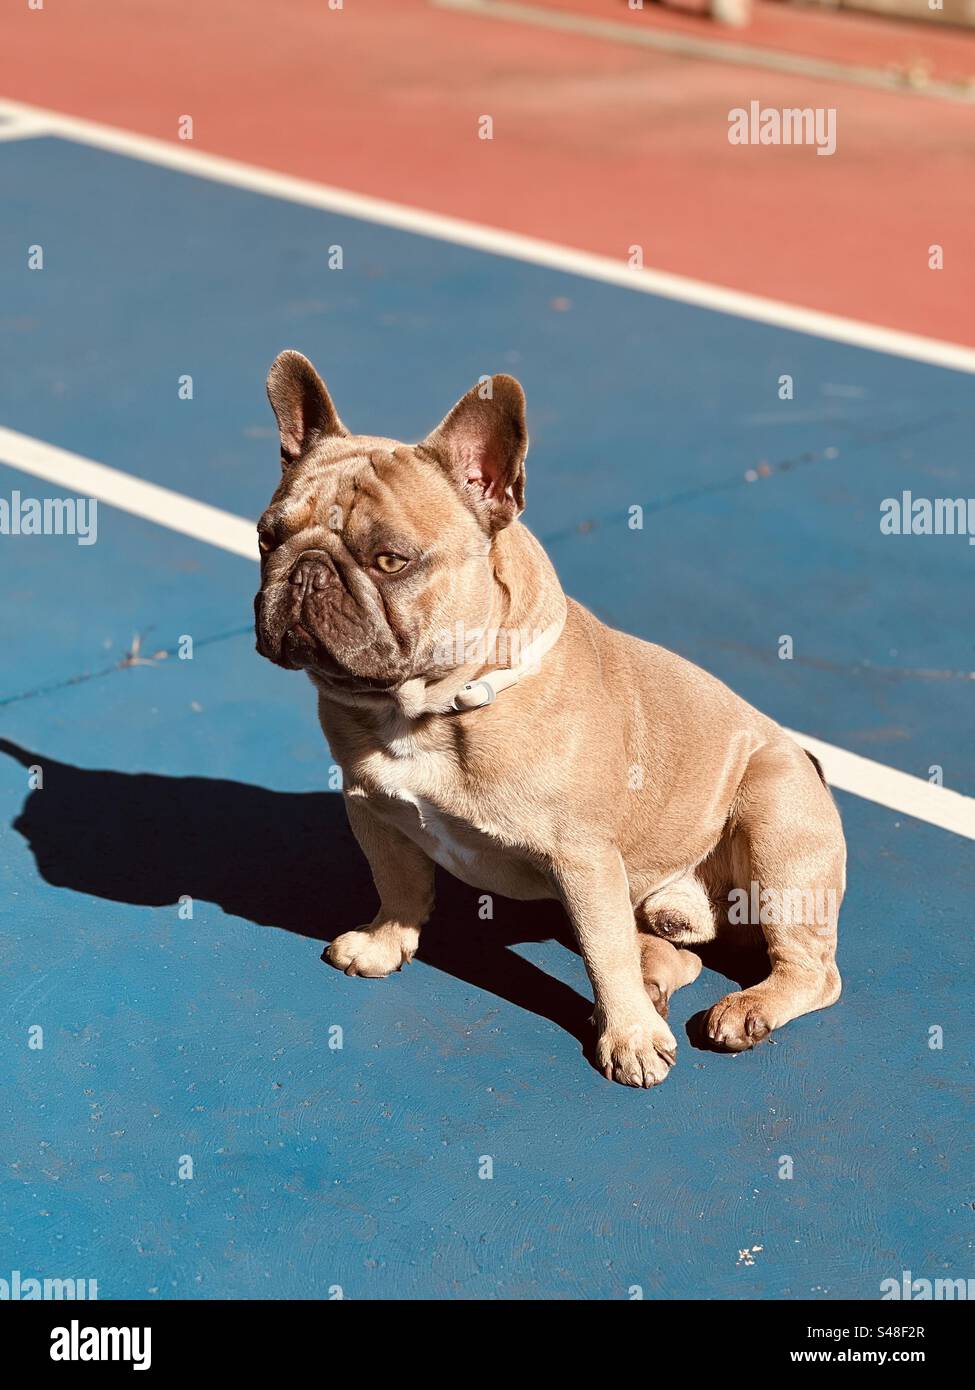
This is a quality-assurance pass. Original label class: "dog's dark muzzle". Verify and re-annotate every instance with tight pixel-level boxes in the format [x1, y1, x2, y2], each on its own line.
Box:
[255, 550, 355, 671]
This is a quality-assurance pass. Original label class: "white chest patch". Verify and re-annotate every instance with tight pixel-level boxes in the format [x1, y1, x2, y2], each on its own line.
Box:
[348, 729, 551, 903]
[389, 787, 482, 877]
[355, 727, 484, 878]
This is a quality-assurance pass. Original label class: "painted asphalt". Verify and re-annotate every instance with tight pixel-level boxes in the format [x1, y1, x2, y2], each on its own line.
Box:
[1, 133, 972, 1299]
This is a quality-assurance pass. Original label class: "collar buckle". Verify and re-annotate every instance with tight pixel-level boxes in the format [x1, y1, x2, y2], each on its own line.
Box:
[451, 679, 497, 712]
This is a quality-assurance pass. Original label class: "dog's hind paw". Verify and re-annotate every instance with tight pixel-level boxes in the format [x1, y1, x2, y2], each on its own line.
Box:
[701, 990, 772, 1052]
[324, 924, 419, 978]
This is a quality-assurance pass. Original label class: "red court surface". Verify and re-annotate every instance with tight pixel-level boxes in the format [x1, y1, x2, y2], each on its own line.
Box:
[2, 0, 974, 346]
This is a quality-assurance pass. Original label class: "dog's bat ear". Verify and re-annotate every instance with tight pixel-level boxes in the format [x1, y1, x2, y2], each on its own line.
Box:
[266, 350, 347, 466]
[420, 374, 527, 534]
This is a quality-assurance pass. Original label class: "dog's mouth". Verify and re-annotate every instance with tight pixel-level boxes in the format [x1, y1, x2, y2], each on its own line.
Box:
[281, 621, 323, 667]
[255, 577, 353, 672]
[255, 592, 323, 672]
[256, 607, 403, 697]
[271, 622, 357, 681]
[286, 631, 396, 688]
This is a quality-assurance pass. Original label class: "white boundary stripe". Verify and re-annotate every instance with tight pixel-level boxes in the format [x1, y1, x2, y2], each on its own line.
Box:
[1, 425, 973, 840]
[0, 426, 256, 560]
[781, 730, 975, 841]
[0, 110, 50, 142]
[2, 95, 975, 376]
[434, 0, 975, 105]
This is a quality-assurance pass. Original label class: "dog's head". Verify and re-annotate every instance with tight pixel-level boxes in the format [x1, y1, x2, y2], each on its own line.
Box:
[254, 351, 528, 697]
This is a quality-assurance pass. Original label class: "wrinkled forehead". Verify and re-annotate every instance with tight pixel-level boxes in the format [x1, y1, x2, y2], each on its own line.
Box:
[270, 435, 462, 543]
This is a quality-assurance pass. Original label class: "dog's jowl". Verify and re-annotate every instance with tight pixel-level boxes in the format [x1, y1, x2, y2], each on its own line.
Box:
[254, 351, 845, 1088]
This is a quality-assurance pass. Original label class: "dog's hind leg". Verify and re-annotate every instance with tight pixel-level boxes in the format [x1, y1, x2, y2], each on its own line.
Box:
[638, 934, 702, 1019]
[701, 737, 845, 1051]
[637, 871, 718, 947]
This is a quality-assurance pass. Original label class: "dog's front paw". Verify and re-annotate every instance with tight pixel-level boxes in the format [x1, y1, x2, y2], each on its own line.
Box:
[701, 989, 772, 1052]
[324, 925, 419, 978]
[594, 1011, 677, 1088]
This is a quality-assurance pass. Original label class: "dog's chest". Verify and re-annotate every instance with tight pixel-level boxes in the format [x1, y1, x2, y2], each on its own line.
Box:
[350, 730, 551, 900]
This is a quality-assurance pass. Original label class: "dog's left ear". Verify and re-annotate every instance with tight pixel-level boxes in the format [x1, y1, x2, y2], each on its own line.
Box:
[266, 350, 347, 466]
[421, 375, 527, 533]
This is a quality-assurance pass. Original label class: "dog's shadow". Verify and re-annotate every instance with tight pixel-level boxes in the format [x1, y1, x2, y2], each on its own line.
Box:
[0, 739, 768, 1061]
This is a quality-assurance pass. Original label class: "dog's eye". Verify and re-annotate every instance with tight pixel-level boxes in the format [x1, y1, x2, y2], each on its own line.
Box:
[257, 527, 276, 555]
[375, 552, 409, 574]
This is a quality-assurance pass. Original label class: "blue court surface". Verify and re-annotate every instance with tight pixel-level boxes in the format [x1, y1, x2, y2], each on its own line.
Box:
[1, 134, 972, 1301]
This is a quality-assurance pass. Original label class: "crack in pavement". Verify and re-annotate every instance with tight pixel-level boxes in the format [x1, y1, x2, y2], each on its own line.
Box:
[0, 623, 254, 709]
[716, 640, 975, 684]
[540, 411, 950, 549]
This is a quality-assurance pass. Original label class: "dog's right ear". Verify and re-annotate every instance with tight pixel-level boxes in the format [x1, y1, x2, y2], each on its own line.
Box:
[266, 350, 347, 466]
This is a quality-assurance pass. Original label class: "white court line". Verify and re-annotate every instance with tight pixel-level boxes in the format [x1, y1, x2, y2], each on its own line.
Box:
[433, 0, 975, 105]
[1, 95, 975, 376]
[0, 110, 50, 142]
[0, 426, 256, 560]
[782, 731, 975, 843]
[1, 424, 974, 841]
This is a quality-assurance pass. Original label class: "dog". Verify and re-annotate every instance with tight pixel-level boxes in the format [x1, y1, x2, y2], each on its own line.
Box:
[254, 350, 845, 1087]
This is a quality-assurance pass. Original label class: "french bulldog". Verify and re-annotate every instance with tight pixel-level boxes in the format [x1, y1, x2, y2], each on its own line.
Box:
[254, 350, 845, 1088]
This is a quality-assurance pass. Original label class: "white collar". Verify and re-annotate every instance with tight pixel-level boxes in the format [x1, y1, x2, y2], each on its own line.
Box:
[449, 618, 565, 712]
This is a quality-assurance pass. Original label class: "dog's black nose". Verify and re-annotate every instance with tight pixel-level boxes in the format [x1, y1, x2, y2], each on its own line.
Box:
[290, 555, 329, 591]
